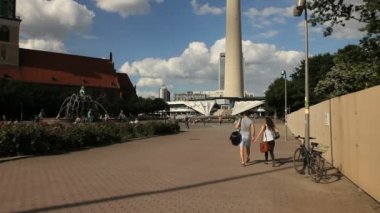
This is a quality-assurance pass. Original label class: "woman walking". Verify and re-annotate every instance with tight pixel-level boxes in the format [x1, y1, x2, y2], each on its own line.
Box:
[254, 117, 278, 167]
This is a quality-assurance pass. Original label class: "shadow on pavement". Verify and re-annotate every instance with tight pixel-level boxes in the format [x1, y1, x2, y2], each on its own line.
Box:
[319, 167, 343, 184]
[16, 166, 293, 213]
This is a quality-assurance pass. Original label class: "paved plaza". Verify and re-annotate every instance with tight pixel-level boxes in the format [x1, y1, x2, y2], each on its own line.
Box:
[0, 120, 379, 212]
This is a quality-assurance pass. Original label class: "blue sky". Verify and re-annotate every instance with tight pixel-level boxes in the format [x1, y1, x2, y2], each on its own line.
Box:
[17, 0, 365, 97]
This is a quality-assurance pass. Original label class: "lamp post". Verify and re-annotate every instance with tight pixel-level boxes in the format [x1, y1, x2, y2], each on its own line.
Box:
[293, 0, 310, 151]
[281, 70, 287, 143]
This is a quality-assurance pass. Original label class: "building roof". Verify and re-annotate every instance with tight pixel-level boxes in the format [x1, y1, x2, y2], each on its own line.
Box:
[0, 48, 120, 89]
[117, 73, 136, 98]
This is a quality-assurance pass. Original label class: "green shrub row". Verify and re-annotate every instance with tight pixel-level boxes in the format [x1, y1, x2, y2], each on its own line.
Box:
[0, 122, 180, 157]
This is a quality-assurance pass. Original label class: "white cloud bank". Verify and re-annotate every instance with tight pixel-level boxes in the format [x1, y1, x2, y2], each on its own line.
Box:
[190, 0, 224, 16]
[17, 0, 163, 52]
[120, 38, 304, 97]
[246, 5, 366, 40]
[17, 0, 95, 52]
[94, 0, 164, 18]
[94, 0, 149, 18]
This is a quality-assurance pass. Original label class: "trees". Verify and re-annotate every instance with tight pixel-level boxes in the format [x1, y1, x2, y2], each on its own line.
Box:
[0, 80, 167, 120]
[309, 0, 380, 37]
[124, 96, 169, 116]
[265, 78, 284, 117]
[289, 53, 334, 105]
[314, 45, 379, 98]
[308, 0, 380, 100]
[314, 62, 378, 98]
[264, 54, 334, 116]
[263, 1, 379, 117]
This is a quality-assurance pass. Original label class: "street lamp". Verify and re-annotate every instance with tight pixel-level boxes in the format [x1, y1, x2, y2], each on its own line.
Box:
[281, 70, 287, 143]
[293, 0, 310, 151]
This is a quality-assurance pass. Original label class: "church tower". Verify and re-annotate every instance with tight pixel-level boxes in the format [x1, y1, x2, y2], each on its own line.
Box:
[0, 0, 21, 66]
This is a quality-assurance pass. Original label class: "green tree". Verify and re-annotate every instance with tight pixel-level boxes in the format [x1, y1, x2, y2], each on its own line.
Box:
[288, 53, 334, 109]
[314, 63, 378, 98]
[309, 0, 380, 37]
[314, 45, 379, 98]
[123, 97, 169, 116]
[264, 54, 334, 116]
[265, 78, 284, 117]
[308, 1, 380, 98]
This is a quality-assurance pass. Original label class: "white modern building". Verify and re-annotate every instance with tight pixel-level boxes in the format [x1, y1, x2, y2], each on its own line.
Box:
[219, 53, 225, 90]
[159, 85, 170, 102]
[167, 98, 264, 117]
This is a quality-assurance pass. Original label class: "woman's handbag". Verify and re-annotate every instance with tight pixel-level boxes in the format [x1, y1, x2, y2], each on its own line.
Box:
[274, 130, 280, 140]
[229, 118, 242, 146]
[260, 142, 269, 153]
[229, 131, 242, 146]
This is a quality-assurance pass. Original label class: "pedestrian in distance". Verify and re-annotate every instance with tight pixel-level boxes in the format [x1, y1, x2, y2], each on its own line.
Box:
[254, 117, 278, 167]
[184, 116, 190, 129]
[235, 111, 256, 166]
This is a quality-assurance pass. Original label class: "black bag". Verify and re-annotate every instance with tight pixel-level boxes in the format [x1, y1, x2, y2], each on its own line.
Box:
[274, 130, 280, 140]
[229, 131, 242, 146]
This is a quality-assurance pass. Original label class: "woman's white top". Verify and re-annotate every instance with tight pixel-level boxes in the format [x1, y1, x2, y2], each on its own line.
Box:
[263, 125, 274, 142]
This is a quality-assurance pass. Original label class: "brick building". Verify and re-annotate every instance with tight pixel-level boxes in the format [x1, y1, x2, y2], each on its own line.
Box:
[0, 0, 136, 119]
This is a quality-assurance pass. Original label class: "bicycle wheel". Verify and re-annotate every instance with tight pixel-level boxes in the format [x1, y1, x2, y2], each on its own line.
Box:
[293, 147, 306, 174]
[309, 153, 325, 183]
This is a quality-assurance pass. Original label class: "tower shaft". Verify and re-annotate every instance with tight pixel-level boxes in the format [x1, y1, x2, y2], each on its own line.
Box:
[224, 0, 243, 98]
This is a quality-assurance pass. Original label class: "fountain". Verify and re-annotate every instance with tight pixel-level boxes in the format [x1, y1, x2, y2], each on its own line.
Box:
[56, 86, 109, 122]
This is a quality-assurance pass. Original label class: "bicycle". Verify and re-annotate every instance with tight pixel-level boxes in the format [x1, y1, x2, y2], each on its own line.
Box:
[293, 136, 328, 183]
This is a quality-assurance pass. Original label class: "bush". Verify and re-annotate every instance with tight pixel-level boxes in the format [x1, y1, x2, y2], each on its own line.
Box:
[0, 121, 180, 157]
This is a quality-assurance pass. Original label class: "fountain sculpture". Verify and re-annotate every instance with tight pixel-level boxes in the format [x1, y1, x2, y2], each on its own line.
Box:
[56, 86, 108, 122]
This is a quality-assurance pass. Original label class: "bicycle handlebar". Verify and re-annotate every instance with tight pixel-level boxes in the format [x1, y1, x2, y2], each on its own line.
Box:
[295, 135, 316, 140]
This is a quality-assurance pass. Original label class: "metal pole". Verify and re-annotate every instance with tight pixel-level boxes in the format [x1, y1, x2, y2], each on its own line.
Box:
[284, 72, 287, 143]
[282, 70, 288, 143]
[304, 7, 310, 151]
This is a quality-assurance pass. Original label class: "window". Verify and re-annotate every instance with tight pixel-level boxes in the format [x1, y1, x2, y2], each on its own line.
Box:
[0, 26, 10, 42]
[0, 48, 6, 62]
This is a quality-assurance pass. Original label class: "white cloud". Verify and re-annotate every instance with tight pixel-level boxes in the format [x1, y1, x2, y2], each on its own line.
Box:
[135, 90, 160, 98]
[329, 19, 366, 40]
[244, 6, 293, 28]
[137, 78, 164, 88]
[20, 39, 66, 53]
[17, 0, 95, 52]
[120, 38, 304, 96]
[257, 30, 279, 39]
[295, 17, 366, 40]
[94, 0, 150, 18]
[190, 0, 224, 16]
[18, 0, 94, 40]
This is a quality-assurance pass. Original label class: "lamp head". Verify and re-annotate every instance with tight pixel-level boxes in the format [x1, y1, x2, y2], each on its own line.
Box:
[293, 6, 303, 16]
[293, 0, 305, 16]
[296, 0, 306, 8]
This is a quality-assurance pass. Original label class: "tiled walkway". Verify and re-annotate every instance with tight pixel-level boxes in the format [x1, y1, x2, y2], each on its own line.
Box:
[0, 120, 378, 212]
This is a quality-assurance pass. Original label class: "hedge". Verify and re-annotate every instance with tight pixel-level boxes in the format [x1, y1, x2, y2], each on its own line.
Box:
[0, 121, 180, 157]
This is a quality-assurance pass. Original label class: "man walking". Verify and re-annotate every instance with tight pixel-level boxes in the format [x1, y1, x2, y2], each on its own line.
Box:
[235, 111, 255, 166]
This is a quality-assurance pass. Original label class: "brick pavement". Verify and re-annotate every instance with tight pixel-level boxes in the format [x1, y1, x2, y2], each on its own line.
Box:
[0, 119, 379, 212]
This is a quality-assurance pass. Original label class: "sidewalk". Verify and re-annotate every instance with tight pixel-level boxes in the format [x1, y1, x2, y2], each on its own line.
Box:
[0, 120, 378, 212]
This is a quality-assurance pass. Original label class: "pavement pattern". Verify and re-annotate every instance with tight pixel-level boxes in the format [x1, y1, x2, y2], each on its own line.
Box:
[0, 119, 379, 213]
